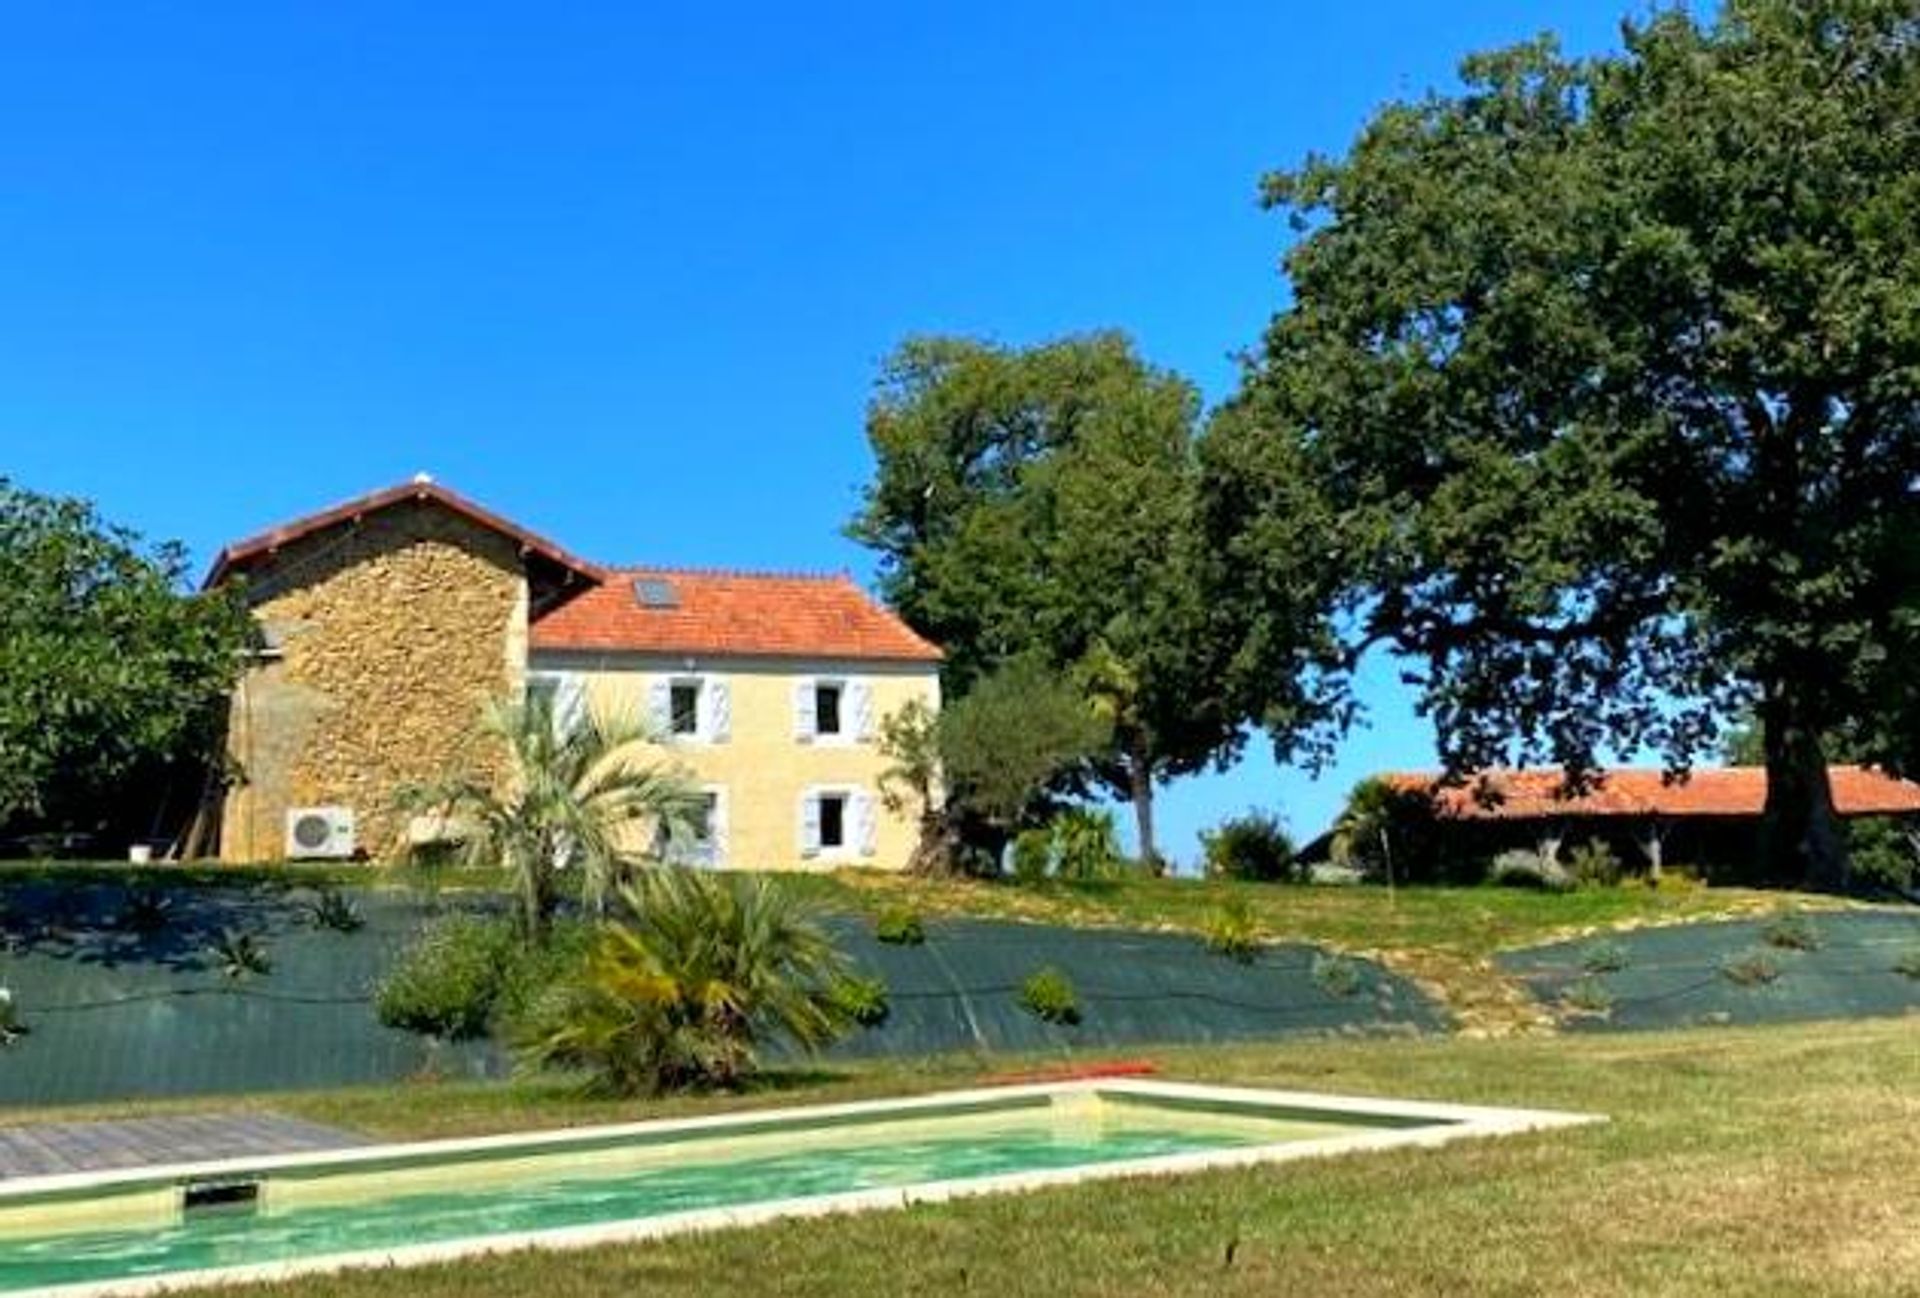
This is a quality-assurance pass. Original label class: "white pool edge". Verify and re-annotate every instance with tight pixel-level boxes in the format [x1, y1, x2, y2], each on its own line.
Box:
[4, 1080, 1604, 1298]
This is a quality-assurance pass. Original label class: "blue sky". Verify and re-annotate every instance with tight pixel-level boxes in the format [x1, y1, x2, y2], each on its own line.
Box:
[0, 1, 1643, 865]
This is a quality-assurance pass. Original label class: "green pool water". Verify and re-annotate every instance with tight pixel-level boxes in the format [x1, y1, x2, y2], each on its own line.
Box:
[0, 1099, 1370, 1294]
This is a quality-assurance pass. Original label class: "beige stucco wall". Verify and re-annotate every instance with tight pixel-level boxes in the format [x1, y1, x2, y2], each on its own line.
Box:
[531, 652, 940, 871]
[219, 503, 527, 862]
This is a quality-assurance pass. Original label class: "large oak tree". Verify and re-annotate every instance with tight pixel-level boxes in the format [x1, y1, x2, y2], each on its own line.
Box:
[1223, 2, 1920, 887]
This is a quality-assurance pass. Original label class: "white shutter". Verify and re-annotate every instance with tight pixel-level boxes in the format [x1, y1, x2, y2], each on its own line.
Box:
[555, 674, 587, 735]
[709, 791, 729, 867]
[854, 790, 878, 858]
[705, 679, 731, 743]
[793, 678, 817, 742]
[646, 678, 671, 733]
[850, 680, 875, 741]
[799, 791, 822, 859]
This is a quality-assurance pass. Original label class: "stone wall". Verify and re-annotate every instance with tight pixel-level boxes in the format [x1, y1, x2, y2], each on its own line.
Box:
[219, 502, 526, 861]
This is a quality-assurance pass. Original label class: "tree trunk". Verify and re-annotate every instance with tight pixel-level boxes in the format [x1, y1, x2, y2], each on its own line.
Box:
[1759, 683, 1849, 890]
[1126, 733, 1161, 873]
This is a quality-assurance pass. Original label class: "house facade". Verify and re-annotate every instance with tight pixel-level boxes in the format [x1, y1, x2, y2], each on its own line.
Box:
[208, 477, 942, 867]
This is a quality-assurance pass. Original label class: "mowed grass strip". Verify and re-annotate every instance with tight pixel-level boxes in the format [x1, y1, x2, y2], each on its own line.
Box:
[123, 1018, 1920, 1298]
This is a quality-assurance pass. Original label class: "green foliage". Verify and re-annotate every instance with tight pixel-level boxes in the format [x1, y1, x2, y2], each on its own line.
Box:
[1223, 4, 1920, 887]
[1581, 940, 1630, 975]
[1561, 976, 1615, 1016]
[874, 700, 958, 876]
[872, 905, 927, 946]
[1010, 828, 1053, 885]
[209, 928, 271, 980]
[1330, 779, 1472, 885]
[1566, 840, 1624, 889]
[850, 332, 1296, 864]
[306, 887, 365, 933]
[0, 479, 252, 836]
[1893, 948, 1920, 980]
[1761, 912, 1821, 952]
[376, 914, 522, 1040]
[0, 988, 24, 1045]
[397, 692, 705, 943]
[515, 871, 852, 1095]
[1017, 966, 1081, 1025]
[828, 974, 891, 1028]
[1721, 948, 1783, 988]
[935, 657, 1110, 834]
[1052, 807, 1122, 880]
[1488, 850, 1573, 893]
[1201, 810, 1298, 882]
[1203, 897, 1262, 963]
[1846, 817, 1918, 894]
[1311, 953, 1363, 999]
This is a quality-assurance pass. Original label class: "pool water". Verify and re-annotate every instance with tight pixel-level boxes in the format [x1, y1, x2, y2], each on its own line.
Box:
[0, 1100, 1365, 1294]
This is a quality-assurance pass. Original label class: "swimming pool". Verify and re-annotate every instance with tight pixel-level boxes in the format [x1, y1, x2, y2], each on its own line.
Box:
[0, 1081, 1600, 1297]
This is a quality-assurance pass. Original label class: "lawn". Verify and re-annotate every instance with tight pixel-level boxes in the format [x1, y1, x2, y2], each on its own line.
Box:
[35, 1017, 1908, 1298]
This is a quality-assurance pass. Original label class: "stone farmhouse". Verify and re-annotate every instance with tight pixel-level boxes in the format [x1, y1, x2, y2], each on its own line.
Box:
[205, 476, 942, 867]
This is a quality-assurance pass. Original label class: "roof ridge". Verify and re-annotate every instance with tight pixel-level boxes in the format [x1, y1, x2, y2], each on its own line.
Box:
[608, 564, 859, 583]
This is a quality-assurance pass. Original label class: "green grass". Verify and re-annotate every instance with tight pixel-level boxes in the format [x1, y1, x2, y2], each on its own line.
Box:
[18, 1019, 1904, 1297]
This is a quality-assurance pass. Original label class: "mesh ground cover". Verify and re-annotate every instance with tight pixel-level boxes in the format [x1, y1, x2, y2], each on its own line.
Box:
[0, 882, 1444, 1106]
[1500, 909, 1920, 1032]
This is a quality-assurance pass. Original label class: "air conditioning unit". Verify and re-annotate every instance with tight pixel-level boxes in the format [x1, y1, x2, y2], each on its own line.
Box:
[285, 807, 357, 860]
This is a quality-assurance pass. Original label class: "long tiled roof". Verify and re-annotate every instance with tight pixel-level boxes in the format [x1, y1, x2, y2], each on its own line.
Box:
[530, 568, 942, 663]
[1383, 766, 1920, 820]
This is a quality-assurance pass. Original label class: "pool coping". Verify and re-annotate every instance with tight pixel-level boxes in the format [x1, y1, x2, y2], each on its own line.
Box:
[2, 1080, 1604, 1298]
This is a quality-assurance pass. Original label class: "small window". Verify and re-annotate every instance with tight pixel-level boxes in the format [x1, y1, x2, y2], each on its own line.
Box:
[670, 682, 701, 735]
[526, 675, 559, 714]
[817, 793, 847, 850]
[634, 577, 678, 608]
[689, 792, 717, 843]
[814, 682, 843, 736]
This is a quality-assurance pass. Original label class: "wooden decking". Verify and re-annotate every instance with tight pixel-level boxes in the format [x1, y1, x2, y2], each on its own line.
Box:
[0, 1113, 366, 1179]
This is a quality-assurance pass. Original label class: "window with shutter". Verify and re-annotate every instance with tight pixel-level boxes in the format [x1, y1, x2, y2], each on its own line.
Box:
[849, 680, 875, 741]
[853, 790, 878, 857]
[793, 679, 817, 742]
[799, 791, 822, 858]
[705, 679, 731, 743]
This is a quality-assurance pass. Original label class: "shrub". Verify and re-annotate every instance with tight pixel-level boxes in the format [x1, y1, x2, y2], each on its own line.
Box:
[1580, 940, 1630, 974]
[1561, 975, 1615, 1015]
[1847, 817, 1918, 894]
[829, 974, 891, 1028]
[1018, 966, 1081, 1025]
[1009, 828, 1053, 884]
[306, 888, 365, 934]
[376, 914, 521, 1040]
[516, 871, 851, 1095]
[0, 988, 24, 1045]
[1488, 850, 1573, 892]
[1893, 948, 1920, 979]
[1311, 953, 1363, 999]
[1721, 948, 1782, 988]
[1761, 911, 1820, 952]
[209, 929, 271, 979]
[1566, 839, 1623, 888]
[873, 906, 926, 946]
[1053, 807, 1122, 880]
[1203, 897, 1262, 963]
[1201, 811, 1298, 883]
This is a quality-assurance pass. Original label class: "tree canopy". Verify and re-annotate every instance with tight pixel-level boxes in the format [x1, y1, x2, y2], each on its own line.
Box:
[1221, 1, 1920, 887]
[850, 332, 1282, 864]
[0, 479, 252, 843]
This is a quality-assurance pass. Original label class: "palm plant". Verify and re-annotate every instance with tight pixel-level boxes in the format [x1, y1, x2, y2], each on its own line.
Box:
[517, 869, 852, 1094]
[399, 692, 705, 945]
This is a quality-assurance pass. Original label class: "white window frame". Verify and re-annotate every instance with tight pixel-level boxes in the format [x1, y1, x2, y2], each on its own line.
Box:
[799, 784, 877, 862]
[650, 673, 730, 745]
[797, 675, 873, 747]
[663, 785, 727, 868]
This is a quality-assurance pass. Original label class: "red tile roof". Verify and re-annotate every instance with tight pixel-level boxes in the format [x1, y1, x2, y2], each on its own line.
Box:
[531, 568, 943, 663]
[1383, 766, 1920, 820]
[206, 477, 603, 588]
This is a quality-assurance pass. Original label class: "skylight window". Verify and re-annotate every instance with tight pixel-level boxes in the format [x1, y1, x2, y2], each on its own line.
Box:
[634, 577, 678, 609]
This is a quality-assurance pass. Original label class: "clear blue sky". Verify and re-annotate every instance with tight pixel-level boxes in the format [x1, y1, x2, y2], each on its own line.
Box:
[0, 1, 1644, 866]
